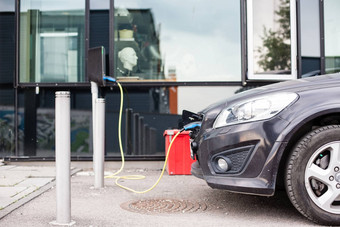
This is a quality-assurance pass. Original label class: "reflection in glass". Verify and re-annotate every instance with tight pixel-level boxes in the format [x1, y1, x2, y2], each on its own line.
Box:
[324, 0, 340, 74]
[0, 1, 15, 84]
[0, 90, 15, 157]
[0, 0, 15, 12]
[19, 0, 85, 83]
[300, 0, 320, 58]
[15, 87, 180, 157]
[252, 0, 291, 74]
[90, 0, 109, 10]
[300, 0, 321, 77]
[113, 0, 241, 82]
[17, 89, 92, 157]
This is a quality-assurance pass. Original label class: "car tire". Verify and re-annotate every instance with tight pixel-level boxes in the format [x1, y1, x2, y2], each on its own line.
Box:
[285, 125, 340, 225]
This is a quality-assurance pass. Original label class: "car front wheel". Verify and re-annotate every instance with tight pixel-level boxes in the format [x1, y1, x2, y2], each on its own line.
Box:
[285, 125, 340, 225]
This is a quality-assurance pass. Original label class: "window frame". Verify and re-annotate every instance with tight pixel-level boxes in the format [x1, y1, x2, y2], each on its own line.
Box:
[246, 0, 298, 81]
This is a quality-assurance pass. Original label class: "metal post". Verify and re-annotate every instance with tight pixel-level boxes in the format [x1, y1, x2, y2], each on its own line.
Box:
[51, 91, 75, 226]
[125, 108, 133, 155]
[91, 82, 98, 155]
[144, 125, 150, 155]
[150, 128, 157, 154]
[94, 98, 105, 188]
[133, 113, 139, 155]
[138, 116, 144, 155]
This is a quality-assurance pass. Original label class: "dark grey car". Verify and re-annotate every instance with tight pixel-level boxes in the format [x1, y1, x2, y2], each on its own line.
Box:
[188, 74, 340, 225]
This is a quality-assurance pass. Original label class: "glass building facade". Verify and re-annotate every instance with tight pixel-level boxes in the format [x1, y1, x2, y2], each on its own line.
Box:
[0, 0, 338, 160]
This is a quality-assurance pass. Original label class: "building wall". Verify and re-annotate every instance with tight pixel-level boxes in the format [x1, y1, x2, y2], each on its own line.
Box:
[1, 0, 338, 160]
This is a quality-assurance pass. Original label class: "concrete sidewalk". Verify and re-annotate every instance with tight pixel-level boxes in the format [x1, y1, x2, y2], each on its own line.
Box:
[0, 161, 162, 220]
[0, 164, 81, 219]
[0, 163, 315, 226]
[0, 165, 56, 217]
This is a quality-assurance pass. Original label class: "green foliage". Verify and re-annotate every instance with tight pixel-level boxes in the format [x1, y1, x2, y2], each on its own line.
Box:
[0, 119, 14, 153]
[71, 131, 89, 153]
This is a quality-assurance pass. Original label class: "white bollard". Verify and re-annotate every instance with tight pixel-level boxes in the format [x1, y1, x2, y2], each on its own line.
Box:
[94, 98, 105, 188]
[50, 91, 75, 226]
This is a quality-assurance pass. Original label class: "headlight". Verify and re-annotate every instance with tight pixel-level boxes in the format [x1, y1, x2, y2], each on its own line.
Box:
[213, 92, 298, 128]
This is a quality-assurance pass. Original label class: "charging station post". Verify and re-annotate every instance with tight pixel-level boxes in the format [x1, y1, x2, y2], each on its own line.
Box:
[91, 81, 106, 188]
[91, 81, 98, 168]
[51, 91, 75, 226]
[88, 46, 107, 189]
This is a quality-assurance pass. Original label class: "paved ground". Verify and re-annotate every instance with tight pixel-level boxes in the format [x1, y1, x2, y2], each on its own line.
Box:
[0, 163, 317, 226]
[0, 165, 55, 214]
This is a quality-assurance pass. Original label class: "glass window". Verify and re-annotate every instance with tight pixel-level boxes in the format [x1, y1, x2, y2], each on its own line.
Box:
[324, 0, 340, 74]
[89, 0, 110, 76]
[300, 0, 320, 58]
[17, 89, 93, 157]
[300, 0, 321, 77]
[19, 0, 86, 83]
[0, 0, 15, 12]
[247, 0, 297, 80]
[14, 85, 243, 158]
[0, 0, 15, 84]
[0, 1, 15, 157]
[113, 0, 241, 82]
[90, 0, 109, 10]
[177, 86, 242, 114]
[0, 89, 15, 157]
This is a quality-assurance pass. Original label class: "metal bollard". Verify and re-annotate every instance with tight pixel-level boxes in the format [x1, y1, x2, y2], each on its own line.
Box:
[50, 91, 75, 226]
[138, 116, 144, 155]
[133, 113, 140, 155]
[94, 98, 105, 188]
[125, 108, 133, 155]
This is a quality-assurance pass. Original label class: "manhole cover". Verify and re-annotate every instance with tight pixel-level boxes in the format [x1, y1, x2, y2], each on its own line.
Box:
[121, 198, 208, 214]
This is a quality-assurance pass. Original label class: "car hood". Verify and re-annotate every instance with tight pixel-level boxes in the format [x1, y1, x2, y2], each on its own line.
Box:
[241, 73, 339, 97]
[201, 74, 340, 113]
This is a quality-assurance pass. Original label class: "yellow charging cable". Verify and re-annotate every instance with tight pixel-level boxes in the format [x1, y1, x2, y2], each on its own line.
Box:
[105, 81, 182, 193]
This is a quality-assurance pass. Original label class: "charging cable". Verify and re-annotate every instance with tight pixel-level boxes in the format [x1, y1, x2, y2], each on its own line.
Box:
[102, 76, 185, 193]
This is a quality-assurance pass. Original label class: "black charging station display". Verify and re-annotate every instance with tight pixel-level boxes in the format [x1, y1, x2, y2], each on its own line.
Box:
[88, 46, 106, 86]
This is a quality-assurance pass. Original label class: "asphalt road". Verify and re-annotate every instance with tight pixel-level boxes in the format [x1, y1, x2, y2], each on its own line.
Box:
[0, 169, 317, 226]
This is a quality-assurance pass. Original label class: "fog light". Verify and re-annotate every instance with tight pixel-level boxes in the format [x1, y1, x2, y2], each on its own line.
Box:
[217, 158, 230, 172]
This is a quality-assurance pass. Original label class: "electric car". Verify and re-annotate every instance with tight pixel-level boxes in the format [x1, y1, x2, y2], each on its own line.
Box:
[188, 73, 340, 225]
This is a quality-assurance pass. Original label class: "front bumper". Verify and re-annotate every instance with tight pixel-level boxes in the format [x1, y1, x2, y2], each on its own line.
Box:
[191, 117, 290, 196]
[191, 161, 204, 179]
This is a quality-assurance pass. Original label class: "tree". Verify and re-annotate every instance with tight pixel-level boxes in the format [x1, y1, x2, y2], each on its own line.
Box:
[257, 0, 291, 72]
